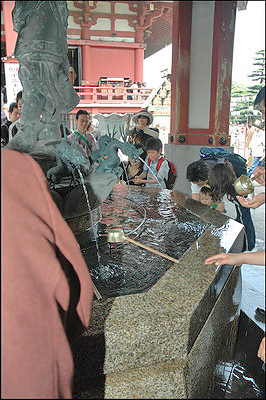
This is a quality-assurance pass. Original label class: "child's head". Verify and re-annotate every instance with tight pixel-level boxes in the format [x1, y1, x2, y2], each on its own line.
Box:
[146, 137, 162, 162]
[186, 160, 209, 185]
[199, 186, 214, 206]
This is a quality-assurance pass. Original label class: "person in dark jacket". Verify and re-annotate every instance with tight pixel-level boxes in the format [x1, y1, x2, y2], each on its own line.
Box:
[125, 110, 159, 149]
[120, 143, 147, 185]
[1, 102, 20, 147]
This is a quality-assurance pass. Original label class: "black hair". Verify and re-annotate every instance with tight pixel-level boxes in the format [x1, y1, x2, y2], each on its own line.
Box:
[8, 102, 18, 113]
[137, 114, 148, 119]
[208, 160, 236, 202]
[186, 160, 209, 182]
[76, 109, 90, 120]
[145, 137, 162, 152]
[16, 91, 22, 102]
[200, 186, 213, 197]
[254, 87, 265, 108]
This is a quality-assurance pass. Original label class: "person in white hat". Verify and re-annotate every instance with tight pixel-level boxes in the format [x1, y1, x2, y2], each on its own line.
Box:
[125, 109, 159, 148]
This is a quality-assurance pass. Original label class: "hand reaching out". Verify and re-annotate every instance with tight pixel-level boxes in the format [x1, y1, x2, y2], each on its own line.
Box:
[132, 176, 142, 184]
[236, 192, 265, 209]
[125, 113, 131, 125]
[205, 251, 265, 267]
[204, 253, 243, 266]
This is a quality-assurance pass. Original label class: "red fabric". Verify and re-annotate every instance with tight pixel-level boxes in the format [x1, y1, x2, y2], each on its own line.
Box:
[1, 149, 94, 399]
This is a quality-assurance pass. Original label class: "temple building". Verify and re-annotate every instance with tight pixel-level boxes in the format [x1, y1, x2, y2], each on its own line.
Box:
[1, 0, 248, 193]
[1, 1, 173, 116]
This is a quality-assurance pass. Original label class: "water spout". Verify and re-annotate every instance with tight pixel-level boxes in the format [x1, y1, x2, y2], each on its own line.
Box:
[77, 169, 102, 266]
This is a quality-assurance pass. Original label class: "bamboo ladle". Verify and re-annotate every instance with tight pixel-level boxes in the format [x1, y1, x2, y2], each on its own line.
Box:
[107, 228, 180, 264]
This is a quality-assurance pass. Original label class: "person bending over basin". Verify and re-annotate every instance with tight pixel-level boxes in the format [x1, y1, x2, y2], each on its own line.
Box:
[205, 159, 265, 365]
[186, 158, 255, 251]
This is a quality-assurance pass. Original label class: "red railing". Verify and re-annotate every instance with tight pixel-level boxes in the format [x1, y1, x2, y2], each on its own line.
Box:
[73, 86, 153, 104]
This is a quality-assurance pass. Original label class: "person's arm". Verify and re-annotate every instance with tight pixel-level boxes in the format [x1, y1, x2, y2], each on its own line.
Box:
[134, 176, 157, 185]
[192, 193, 200, 201]
[191, 182, 201, 201]
[258, 337, 265, 363]
[204, 250, 265, 267]
[216, 202, 225, 212]
[236, 192, 265, 209]
[132, 171, 147, 183]
[125, 114, 133, 137]
[134, 160, 169, 186]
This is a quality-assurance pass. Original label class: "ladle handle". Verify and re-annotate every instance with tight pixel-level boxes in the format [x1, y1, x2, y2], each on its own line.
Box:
[250, 172, 262, 181]
[92, 282, 102, 300]
[125, 237, 179, 264]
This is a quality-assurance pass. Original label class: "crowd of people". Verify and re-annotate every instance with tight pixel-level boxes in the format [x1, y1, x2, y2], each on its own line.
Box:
[1, 91, 100, 157]
[2, 86, 265, 398]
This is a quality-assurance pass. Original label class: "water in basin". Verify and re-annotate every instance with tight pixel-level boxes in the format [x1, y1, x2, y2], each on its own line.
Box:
[79, 186, 210, 299]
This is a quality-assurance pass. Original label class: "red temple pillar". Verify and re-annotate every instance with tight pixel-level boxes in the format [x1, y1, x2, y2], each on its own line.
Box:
[209, 1, 236, 146]
[170, 0, 236, 147]
[170, 1, 192, 140]
[81, 23, 91, 85]
[135, 48, 144, 83]
[2, 0, 17, 57]
[135, 27, 144, 83]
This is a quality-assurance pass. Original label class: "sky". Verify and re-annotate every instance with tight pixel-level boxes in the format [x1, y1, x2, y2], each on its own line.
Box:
[143, 1, 265, 88]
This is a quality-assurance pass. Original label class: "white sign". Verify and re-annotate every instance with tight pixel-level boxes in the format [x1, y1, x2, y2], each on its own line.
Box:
[4, 63, 23, 105]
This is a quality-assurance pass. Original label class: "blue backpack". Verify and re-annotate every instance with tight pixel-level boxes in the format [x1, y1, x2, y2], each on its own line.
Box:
[200, 147, 247, 178]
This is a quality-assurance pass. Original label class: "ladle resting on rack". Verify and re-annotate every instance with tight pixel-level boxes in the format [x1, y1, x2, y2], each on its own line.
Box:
[107, 228, 180, 264]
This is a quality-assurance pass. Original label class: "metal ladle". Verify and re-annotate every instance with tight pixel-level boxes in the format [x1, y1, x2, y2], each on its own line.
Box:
[107, 227, 180, 264]
[234, 172, 262, 195]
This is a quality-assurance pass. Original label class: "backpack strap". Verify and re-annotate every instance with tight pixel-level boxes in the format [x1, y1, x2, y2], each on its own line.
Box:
[156, 156, 166, 171]
[73, 130, 92, 149]
[148, 156, 166, 171]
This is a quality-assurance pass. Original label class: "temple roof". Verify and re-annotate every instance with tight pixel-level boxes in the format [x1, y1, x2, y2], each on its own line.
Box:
[144, 2, 173, 59]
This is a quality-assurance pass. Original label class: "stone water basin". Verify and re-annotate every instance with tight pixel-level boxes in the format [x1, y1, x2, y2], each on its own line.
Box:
[79, 185, 210, 299]
[72, 184, 246, 399]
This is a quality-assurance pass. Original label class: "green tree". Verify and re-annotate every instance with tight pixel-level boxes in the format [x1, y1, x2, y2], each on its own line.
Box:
[230, 83, 254, 125]
[248, 50, 265, 96]
[230, 51, 265, 125]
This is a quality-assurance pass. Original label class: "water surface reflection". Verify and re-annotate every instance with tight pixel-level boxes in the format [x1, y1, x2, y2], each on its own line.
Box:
[80, 189, 210, 298]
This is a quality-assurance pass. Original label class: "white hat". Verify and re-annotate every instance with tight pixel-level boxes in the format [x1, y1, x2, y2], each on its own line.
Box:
[132, 110, 153, 125]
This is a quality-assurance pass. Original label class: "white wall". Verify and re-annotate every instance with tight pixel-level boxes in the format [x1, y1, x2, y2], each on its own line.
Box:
[188, 1, 215, 129]
[143, 45, 172, 87]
